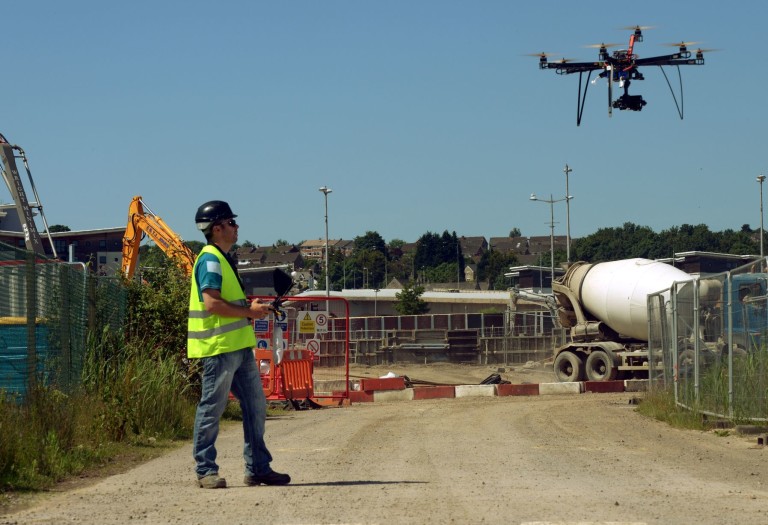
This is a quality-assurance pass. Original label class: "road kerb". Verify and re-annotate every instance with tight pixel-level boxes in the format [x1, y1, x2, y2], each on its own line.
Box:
[539, 381, 584, 395]
[455, 384, 497, 398]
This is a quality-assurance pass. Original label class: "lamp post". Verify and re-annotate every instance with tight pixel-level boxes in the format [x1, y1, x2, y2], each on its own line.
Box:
[563, 164, 574, 263]
[319, 186, 332, 296]
[759, 175, 766, 266]
[530, 192, 568, 288]
[363, 266, 368, 289]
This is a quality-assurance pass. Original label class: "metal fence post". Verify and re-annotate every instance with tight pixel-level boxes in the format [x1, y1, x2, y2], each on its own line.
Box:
[25, 250, 37, 393]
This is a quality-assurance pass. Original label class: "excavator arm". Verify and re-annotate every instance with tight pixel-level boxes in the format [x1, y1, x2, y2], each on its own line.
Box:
[122, 196, 195, 278]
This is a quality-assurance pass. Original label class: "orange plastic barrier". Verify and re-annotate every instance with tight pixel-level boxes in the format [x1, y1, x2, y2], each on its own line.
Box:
[279, 348, 315, 400]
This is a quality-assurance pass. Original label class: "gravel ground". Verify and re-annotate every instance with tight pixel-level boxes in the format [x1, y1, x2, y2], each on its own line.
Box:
[2, 364, 768, 525]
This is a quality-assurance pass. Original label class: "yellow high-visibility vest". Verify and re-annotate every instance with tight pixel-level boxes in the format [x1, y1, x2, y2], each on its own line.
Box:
[187, 245, 256, 358]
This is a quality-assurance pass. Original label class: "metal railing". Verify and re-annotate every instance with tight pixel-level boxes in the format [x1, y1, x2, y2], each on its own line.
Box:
[347, 310, 564, 366]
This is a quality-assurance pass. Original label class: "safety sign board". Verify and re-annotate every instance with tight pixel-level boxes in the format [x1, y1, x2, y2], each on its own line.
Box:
[299, 312, 315, 334]
[253, 319, 269, 334]
[256, 339, 269, 349]
[273, 308, 287, 322]
[313, 312, 328, 333]
[297, 311, 329, 334]
[306, 338, 320, 355]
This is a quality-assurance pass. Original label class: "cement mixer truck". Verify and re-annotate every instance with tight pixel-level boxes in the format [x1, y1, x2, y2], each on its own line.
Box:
[550, 258, 768, 382]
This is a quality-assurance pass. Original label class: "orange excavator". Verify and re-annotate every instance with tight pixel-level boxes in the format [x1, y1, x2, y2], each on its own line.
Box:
[121, 196, 195, 278]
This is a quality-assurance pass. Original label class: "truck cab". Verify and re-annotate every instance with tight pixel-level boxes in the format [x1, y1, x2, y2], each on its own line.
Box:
[724, 273, 768, 353]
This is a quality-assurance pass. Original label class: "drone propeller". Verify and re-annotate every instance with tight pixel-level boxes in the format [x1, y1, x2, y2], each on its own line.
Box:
[524, 52, 558, 58]
[662, 41, 701, 48]
[620, 25, 655, 31]
[584, 42, 621, 49]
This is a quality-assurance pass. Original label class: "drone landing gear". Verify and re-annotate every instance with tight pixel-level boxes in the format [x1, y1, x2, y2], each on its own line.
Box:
[612, 94, 647, 111]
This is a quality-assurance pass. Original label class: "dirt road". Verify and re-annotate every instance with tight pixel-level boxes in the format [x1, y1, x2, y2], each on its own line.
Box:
[3, 368, 768, 525]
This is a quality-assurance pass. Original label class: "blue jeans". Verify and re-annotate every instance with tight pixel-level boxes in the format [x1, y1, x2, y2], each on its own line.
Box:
[192, 347, 273, 478]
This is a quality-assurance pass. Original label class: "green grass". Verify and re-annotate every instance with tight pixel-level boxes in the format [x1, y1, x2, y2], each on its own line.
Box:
[0, 326, 199, 494]
[1, 335, 286, 498]
[636, 387, 708, 431]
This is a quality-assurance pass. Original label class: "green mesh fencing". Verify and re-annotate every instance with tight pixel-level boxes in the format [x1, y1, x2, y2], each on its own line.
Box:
[0, 241, 126, 399]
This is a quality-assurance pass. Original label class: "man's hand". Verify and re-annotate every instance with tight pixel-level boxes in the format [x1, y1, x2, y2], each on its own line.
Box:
[248, 299, 273, 319]
[202, 290, 273, 319]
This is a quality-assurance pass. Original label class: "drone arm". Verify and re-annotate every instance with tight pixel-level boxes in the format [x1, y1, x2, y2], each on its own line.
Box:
[541, 62, 603, 75]
[635, 53, 703, 67]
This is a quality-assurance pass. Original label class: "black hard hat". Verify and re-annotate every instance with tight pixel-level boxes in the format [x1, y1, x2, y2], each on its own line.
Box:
[195, 200, 237, 231]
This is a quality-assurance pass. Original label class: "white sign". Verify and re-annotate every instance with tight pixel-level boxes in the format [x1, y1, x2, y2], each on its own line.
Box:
[310, 311, 329, 333]
[306, 338, 320, 355]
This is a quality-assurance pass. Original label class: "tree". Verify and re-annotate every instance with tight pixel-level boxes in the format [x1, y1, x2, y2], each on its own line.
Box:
[348, 231, 388, 288]
[477, 250, 518, 289]
[388, 239, 405, 252]
[354, 231, 386, 254]
[428, 262, 460, 285]
[509, 227, 521, 237]
[572, 222, 658, 262]
[49, 224, 71, 233]
[387, 243, 413, 283]
[394, 283, 429, 315]
[413, 230, 465, 281]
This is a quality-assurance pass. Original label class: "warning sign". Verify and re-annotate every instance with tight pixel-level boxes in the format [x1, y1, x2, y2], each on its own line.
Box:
[299, 312, 315, 334]
[256, 339, 269, 349]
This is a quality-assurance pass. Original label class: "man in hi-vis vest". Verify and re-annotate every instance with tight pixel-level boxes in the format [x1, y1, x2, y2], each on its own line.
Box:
[188, 200, 291, 489]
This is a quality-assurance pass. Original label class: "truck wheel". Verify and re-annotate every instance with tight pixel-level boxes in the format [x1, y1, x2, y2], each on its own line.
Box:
[554, 351, 584, 382]
[585, 351, 617, 381]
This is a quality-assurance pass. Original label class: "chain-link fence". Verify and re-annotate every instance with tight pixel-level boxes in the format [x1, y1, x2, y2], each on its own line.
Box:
[649, 259, 768, 421]
[0, 242, 126, 399]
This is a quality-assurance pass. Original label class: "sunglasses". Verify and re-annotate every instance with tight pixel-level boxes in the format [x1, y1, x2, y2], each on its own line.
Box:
[216, 219, 238, 228]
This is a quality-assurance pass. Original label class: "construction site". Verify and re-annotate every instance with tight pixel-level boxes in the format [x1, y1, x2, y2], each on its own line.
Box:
[3, 131, 768, 419]
[0, 131, 575, 407]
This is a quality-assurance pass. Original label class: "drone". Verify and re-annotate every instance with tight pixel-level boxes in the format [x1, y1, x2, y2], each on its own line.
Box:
[530, 26, 711, 125]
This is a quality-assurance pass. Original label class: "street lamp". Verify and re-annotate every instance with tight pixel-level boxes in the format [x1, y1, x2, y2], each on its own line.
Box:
[563, 164, 574, 263]
[363, 266, 368, 289]
[530, 192, 568, 288]
[758, 175, 766, 266]
[319, 186, 332, 296]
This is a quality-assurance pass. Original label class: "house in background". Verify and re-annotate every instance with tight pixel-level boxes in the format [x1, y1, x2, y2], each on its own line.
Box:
[459, 236, 488, 263]
[300, 239, 355, 260]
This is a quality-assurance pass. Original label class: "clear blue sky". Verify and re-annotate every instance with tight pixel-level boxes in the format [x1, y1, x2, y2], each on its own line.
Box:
[0, 1, 764, 248]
